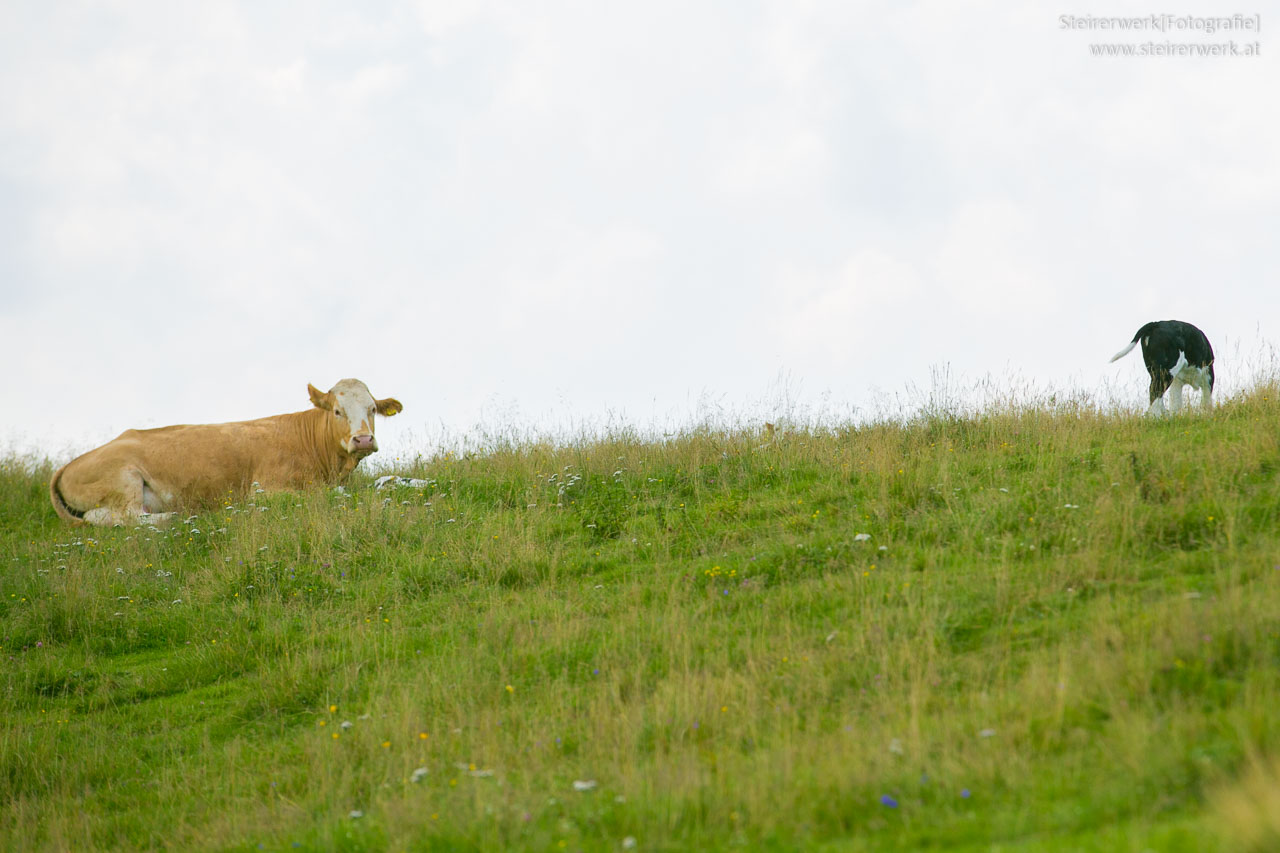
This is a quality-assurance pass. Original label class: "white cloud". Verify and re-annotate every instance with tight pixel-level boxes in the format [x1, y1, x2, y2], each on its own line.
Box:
[415, 0, 493, 40]
[332, 62, 409, 105]
[934, 200, 1057, 317]
[778, 247, 924, 362]
[715, 129, 831, 197]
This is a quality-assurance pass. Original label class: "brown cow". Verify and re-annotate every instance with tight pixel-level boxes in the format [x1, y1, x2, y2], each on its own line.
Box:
[50, 378, 402, 526]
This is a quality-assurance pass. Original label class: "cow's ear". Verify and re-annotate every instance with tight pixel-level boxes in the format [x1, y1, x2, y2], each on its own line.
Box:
[308, 383, 335, 411]
[375, 397, 403, 417]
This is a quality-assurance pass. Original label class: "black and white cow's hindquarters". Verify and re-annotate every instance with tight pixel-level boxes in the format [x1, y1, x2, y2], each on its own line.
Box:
[1110, 320, 1215, 415]
[1151, 351, 1214, 415]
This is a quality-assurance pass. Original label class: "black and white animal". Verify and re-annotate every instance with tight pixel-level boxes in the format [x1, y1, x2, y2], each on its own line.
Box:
[1110, 320, 1214, 414]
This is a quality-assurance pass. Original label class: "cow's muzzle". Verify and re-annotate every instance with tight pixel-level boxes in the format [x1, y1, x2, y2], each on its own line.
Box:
[350, 434, 378, 455]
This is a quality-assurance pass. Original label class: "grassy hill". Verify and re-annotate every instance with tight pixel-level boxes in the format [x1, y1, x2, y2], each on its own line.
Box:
[4, 386, 1280, 851]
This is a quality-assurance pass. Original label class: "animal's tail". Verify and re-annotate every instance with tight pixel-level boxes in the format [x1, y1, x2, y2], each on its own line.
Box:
[1109, 322, 1159, 363]
[49, 464, 85, 525]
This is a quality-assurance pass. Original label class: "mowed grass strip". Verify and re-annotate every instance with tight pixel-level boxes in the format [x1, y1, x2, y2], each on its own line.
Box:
[2, 385, 1280, 851]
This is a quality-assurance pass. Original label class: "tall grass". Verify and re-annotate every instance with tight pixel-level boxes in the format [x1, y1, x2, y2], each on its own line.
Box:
[3, 382, 1280, 850]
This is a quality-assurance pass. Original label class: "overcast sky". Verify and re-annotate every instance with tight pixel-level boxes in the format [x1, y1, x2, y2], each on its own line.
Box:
[1, 2, 1275, 460]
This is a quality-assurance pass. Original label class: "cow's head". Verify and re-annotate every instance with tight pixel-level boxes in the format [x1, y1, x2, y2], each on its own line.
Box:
[308, 378, 403, 458]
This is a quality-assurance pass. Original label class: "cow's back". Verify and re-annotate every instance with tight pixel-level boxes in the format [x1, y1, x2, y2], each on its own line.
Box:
[58, 414, 313, 513]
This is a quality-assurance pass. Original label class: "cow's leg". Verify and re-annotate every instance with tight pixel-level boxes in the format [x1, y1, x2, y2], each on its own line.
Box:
[139, 482, 176, 525]
[1168, 378, 1185, 413]
[1190, 369, 1214, 411]
[72, 468, 144, 527]
[1147, 369, 1171, 416]
[83, 506, 135, 527]
[87, 467, 176, 527]
[116, 467, 150, 518]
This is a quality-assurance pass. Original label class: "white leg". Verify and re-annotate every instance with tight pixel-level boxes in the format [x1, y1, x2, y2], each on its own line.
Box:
[1147, 395, 1166, 416]
[84, 507, 130, 527]
[1168, 379, 1184, 413]
[79, 467, 176, 527]
[82, 507, 175, 527]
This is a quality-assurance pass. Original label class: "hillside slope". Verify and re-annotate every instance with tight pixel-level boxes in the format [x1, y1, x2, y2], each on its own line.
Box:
[3, 388, 1280, 851]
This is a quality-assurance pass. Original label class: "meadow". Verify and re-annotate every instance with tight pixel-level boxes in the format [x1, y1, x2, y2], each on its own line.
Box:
[3, 385, 1280, 851]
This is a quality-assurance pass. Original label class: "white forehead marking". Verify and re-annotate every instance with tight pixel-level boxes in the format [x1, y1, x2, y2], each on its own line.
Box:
[329, 379, 376, 430]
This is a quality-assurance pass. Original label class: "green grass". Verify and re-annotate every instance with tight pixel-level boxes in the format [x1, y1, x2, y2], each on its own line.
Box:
[4, 386, 1280, 851]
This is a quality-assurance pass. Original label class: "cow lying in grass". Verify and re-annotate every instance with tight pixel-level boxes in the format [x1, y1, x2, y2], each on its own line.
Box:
[1110, 320, 1214, 415]
[50, 378, 402, 526]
